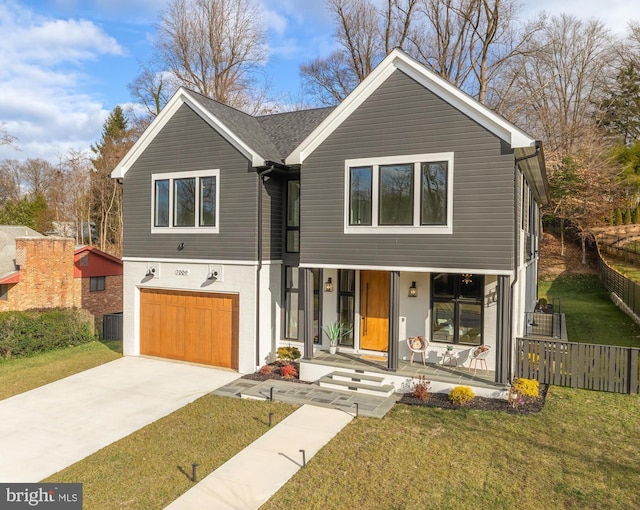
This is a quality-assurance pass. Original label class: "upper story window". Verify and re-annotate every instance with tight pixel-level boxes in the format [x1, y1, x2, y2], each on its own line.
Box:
[344, 153, 453, 234]
[152, 169, 220, 234]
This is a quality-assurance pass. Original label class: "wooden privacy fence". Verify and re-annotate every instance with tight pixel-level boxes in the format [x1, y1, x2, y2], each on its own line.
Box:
[516, 337, 640, 394]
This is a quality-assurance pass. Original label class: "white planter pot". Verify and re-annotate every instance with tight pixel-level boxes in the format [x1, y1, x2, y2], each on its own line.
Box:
[329, 345, 337, 354]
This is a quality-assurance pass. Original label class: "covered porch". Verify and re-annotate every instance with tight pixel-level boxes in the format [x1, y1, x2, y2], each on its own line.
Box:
[300, 349, 508, 399]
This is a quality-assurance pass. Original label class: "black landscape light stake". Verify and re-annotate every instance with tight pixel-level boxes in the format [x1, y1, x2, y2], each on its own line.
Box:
[299, 449, 306, 467]
[355, 402, 359, 418]
[270, 386, 274, 401]
[192, 463, 198, 482]
[269, 412, 273, 427]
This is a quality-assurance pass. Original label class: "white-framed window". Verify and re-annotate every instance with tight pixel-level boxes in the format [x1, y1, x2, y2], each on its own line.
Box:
[344, 153, 453, 234]
[151, 169, 220, 234]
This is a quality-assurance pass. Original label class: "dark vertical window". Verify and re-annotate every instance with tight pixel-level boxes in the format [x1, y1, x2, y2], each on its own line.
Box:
[349, 166, 372, 225]
[284, 267, 299, 339]
[379, 163, 413, 225]
[421, 161, 447, 225]
[338, 269, 356, 346]
[0, 284, 8, 301]
[90, 276, 106, 292]
[154, 179, 169, 227]
[200, 176, 216, 226]
[432, 273, 483, 345]
[286, 180, 300, 253]
[313, 269, 321, 344]
[174, 178, 196, 227]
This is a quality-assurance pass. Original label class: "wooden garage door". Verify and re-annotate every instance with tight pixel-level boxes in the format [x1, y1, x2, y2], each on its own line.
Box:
[140, 289, 239, 369]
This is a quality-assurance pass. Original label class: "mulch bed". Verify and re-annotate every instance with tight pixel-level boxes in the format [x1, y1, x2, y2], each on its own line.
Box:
[399, 384, 549, 414]
[241, 361, 312, 384]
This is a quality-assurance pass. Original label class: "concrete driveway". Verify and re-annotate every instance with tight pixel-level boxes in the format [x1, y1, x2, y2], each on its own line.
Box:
[0, 356, 239, 482]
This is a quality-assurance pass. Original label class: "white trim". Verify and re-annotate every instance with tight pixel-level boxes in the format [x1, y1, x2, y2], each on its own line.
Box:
[286, 49, 536, 166]
[151, 169, 220, 234]
[299, 262, 513, 276]
[122, 257, 259, 265]
[344, 152, 453, 234]
[112, 88, 264, 179]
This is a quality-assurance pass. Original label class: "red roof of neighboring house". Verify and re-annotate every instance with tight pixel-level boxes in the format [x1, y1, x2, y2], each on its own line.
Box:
[74, 246, 123, 278]
[0, 271, 20, 284]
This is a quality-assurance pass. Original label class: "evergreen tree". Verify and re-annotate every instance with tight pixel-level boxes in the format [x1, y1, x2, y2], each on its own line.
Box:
[597, 63, 640, 145]
[616, 208, 623, 225]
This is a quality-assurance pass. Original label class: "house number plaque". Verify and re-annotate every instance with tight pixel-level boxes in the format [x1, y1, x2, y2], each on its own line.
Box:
[175, 269, 190, 276]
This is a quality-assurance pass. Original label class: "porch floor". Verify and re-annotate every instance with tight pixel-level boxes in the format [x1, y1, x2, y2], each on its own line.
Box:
[305, 350, 503, 391]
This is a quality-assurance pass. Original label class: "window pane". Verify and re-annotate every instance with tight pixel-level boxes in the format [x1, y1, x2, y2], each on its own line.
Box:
[459, 274, 483, 300]
[174, 178, 196, 227]
[285, 291, 298, 339]
[155, 179, 169, 227]
[421, 161, 447, 225]
[286, 230, 299, 253]
[459, 303, 482, 345]
[286, 267, 299, 290]
[432, 273, 455, 298]
[379, 164, 413, 225]
[432, 302, 454, 343]
[349, 166, 372, 225]
[287, 180, 300, 227]
[200, 176, 216, 226]
[338, 295, 355, 346]
[313, 269, 320, 344]
[339, 269, 355, 292]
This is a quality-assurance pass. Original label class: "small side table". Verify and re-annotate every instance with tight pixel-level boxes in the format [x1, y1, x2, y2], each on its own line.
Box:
[442, 350, 459, 367]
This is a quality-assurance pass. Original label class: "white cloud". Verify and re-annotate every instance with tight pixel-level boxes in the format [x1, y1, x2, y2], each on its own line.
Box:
[0, 1, 124, 162]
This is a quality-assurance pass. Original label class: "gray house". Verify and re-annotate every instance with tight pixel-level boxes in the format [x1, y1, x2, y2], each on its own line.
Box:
[112, 49, 548, 397]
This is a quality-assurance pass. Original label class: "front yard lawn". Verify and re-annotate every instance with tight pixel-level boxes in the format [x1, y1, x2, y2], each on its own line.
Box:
[0, 340, 122, 400]
[45, 395, 296, 510]
[262, 386, 640, 510]
[538, 274, 640, 346]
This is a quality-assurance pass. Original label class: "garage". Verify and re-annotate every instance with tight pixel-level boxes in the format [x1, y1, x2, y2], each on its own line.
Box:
[140, 288, 239, 369]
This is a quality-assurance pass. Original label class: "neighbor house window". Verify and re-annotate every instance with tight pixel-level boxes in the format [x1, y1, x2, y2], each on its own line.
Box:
[431, 273, 484, 345]
[344, 153, 453, 233]
[90, 276, 105, 292]
[152, 169, 219, 233]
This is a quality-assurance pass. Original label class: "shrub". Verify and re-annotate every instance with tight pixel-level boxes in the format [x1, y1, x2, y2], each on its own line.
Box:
[276, 346, 301, 362]
[0, 309, 94, 360]
[411, 375, 431, 401]
[448, 386, 475, 406]
[513, 378, 540, 398]
[280, 363, 298, 379]
[259, 365, 274, 375]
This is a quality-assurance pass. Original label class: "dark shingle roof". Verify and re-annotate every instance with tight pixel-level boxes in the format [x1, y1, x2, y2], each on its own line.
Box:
[189, 90, 283, 163]
[256, 107, 335, 160]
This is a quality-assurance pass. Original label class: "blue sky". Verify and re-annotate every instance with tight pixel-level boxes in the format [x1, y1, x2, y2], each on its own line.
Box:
[1, 0, 638, 164]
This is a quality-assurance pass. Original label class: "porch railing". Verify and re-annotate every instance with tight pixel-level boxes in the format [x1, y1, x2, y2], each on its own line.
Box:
[516, 337, 640, 394]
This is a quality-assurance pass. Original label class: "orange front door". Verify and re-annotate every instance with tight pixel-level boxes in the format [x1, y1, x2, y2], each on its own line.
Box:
[359, 271, 389, 352]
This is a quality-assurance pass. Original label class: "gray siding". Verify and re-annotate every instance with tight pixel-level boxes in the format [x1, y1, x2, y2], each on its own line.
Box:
[300, 69, 516, 272]
[123, 103, 258, 260]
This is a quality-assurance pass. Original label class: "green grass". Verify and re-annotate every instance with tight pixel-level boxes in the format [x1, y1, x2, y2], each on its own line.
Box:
[606, 258, 640, 285]
[45, 395, 296, 510]
[0, 340, 122, 400]
[538, 274, 640, 346]
[262, 387, 640, 510]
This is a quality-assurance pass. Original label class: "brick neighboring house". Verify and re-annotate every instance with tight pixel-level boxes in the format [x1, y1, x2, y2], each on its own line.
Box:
[0, 226, 123, 329]
[73, 245, 123, 324]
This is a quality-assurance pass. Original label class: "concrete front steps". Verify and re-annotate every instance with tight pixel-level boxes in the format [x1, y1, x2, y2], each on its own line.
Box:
[318, 370, 395, 398]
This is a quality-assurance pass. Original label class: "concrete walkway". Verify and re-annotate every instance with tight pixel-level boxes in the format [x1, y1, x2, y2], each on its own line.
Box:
[165, 404, 352, 510]
[0, 356, 238, 482]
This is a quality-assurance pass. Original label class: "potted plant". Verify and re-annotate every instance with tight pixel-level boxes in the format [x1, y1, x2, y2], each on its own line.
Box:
[322, 321, 352, 354]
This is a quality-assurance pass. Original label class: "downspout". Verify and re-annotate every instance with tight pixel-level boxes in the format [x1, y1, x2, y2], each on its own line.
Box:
[507, 142, 542, 381]
[256, 164, 275, 367]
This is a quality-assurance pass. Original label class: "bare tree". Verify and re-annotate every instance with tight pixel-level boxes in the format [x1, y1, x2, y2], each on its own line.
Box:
[61, 150, 93, 245]
[0, 160, 21, 206]
[20, 158, 58, 197]
[131, 0, 269, 115]
[301, 0, 418, 105]
[0, 123, 17, 149]
[302, 0, 540, 106]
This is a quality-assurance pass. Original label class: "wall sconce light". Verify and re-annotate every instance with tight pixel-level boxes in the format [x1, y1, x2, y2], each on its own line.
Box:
[324, 277, 334, 292]
[177, 242, 184, 251]
[409, 281, 417, 297]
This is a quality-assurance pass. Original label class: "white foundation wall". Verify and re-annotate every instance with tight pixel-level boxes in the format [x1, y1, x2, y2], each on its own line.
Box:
[257, 262, 282, 366]
[122, 260, 259, 374]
